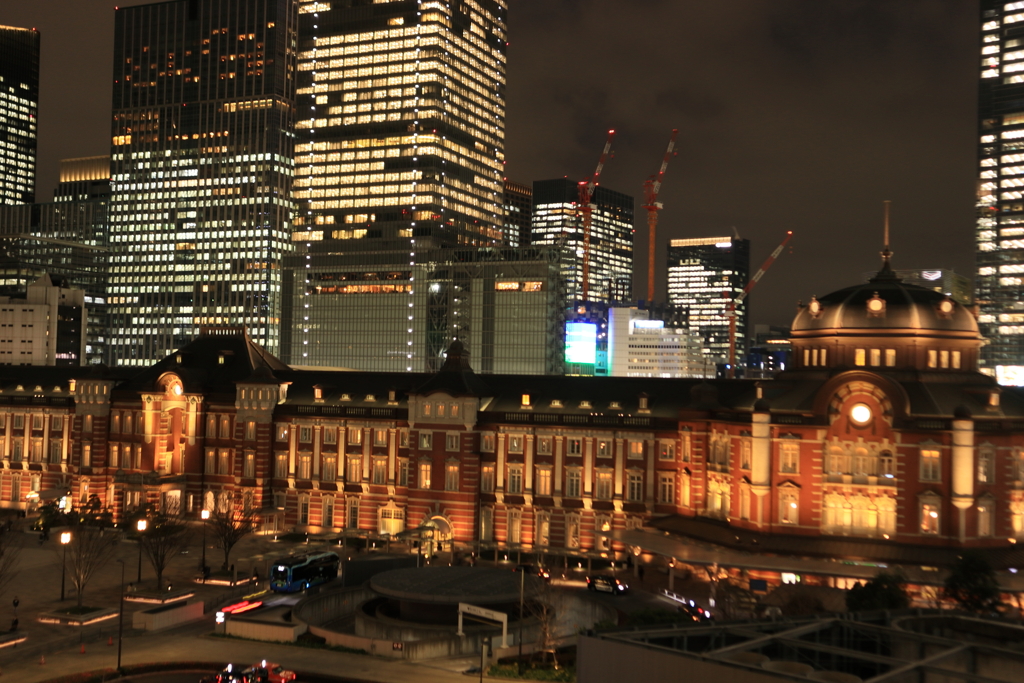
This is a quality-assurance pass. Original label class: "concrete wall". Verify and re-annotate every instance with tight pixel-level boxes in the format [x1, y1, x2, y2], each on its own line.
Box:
[578, 636, 786, 683]
[132, 600, 204, 631]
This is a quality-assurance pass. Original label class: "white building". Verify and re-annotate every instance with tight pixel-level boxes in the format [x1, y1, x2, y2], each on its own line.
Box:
[0, 274, 86, 366]
[606, 307, 705, 378]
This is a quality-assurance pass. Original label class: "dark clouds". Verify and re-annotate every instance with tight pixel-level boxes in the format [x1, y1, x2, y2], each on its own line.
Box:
[7, 0, 980, 329]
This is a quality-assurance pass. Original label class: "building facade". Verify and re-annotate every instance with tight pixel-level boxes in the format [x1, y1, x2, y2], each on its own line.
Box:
[0, 25, 40, 205]
[282, 245, 565, 374]
[606, 306, 705, 378]
[863, 268, 973, 307]
[502, 179, 531, 247]
[291, 0, 507, 249]
[667, 235, 750, 362]
[977, 1, 1024, 370]
[531, 178, 633, 305]
[0, 157, 112, 365]
[0, 275, 86, 366]
[4, 261, 1024, 572]
[107, 0, 298, 366]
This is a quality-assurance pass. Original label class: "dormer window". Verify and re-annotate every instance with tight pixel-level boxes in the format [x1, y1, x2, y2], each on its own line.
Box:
[340, 393, 351, 402]
[638, 395, 649, 412]
[550, 399, 563, 408]
[218, 354, 225, 365]
[388, 390, 397, 404]
[609, 401, 621, 410]
[314, 387, 323, 400]
[365, 394, 376, 403]
[579, 400, 592, 410]
[808, 297, 823, 318]
[521, 394, 531, 409]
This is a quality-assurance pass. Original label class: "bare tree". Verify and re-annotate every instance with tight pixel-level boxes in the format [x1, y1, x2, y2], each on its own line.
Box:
[0, 526, 22, 605]
[139, 513, 192, 590]
[63, 521, 117, 608]
[527, 580, 565, 668]
[208, 505, 257, 571]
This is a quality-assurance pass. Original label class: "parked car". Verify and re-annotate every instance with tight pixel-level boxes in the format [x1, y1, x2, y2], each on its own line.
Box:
[586, 574, 627, 594]
[513, 564, 551, 581]
[243, 662, 296, 683]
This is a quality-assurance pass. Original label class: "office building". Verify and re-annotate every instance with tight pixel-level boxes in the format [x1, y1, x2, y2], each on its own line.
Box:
[283, 245, 565, 375]
[667, 236, 750, 362]
[976, 2, 1024, 370]
[0, 25, 40, 205]
[502, 179, 531, 247]
[107, 0, 298, 366]
[531, 178, 633, 304]
[292, 0, 507, 249]
[0, 158, 111, 365]
[0, 274, 86, 366]
[606, 306, 705, 378]
[862, 268, 972, 306]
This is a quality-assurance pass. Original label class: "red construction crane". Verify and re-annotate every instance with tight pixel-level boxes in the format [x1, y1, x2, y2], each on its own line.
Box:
[578, 130, 616, 301]
[643, 129, 679, 303]
[726, 230, 794, 378]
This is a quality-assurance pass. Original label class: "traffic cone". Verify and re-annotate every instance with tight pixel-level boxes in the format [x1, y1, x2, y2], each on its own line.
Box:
[39, 655, 45, 665]
[108, 636, 113, 646]
[80, 643, 85, 654]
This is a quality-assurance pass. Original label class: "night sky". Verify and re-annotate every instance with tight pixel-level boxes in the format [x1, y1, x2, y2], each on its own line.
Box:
[3, 0, 980, 330]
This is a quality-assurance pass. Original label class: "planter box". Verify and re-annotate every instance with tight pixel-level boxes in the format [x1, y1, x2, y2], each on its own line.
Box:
[38, 607, 118, 626]
[133, 599, 205, 631]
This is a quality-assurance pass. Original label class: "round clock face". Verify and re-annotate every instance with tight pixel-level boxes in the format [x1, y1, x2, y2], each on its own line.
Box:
[867, 298, 884, 312]
[939, 300, 953, 314]
[850, 403, 872, 425]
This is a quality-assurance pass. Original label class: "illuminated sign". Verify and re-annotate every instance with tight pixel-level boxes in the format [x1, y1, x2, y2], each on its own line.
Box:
[996, 365, 1024, 386]
[565, 322, 597, 365]
[632, 320, 664, 330]
[921, 270, 942, 281]
[715, 242, 732, 248]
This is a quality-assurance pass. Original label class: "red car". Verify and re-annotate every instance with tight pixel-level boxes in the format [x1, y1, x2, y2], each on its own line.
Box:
[243, 662, 296, 683]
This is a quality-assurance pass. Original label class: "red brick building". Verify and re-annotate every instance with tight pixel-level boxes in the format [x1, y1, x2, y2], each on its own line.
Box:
[3, 261, 1023, 568]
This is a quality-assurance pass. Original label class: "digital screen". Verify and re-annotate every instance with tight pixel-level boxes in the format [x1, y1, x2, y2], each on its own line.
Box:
[996, 365, 1024, 386]
[565, 322, 597, 365]
[632, 319, 664, 330]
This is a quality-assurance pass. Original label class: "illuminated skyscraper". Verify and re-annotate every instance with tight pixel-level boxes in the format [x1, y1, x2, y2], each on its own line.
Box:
[0, 25, 40, 205]
[107, 0, 298, 366]
[977, 1, 1024, 370]
[502, 179, 531, 247]
[666, 236, 749, 362]
[290, 0, 507, 371]
[530, 178, 633, 304]
[291, 0, 506, 246]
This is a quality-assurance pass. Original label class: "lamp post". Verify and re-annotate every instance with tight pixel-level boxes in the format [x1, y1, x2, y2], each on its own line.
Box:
[200, 509, 210, 580]
[59, 531, 71, 601]
[116, 559, 125, 671]
[136, 518, 147, 584]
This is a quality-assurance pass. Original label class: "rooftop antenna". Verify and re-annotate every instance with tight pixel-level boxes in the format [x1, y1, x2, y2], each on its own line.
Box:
[881, 200, 892, 267]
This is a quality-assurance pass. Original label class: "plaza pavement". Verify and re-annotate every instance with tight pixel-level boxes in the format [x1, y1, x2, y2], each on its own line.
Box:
[0, 522, 470, 683]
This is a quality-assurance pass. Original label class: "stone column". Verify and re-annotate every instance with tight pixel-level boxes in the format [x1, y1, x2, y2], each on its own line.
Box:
[951, 412, 975, 542]
[751, 407, 772, 527]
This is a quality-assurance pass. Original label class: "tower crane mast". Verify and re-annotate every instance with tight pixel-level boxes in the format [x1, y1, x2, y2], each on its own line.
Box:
[578, 130, 616, 302]
[643, 129, 679, 303]
[726, 230, 794, 379]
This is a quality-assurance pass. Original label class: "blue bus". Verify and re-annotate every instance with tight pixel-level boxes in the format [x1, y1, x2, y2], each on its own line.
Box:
[270, 552, 340, 593]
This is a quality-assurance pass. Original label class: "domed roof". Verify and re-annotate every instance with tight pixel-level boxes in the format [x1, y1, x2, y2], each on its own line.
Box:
[792, 268, 979, 339]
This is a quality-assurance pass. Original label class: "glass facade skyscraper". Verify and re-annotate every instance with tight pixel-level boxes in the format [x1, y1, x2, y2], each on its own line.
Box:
[976, 1, 1024, 370]
[530, 178, 633, 305]
[666, 236, 750, 362]
[107, 0, 298, 365]
[0, 25, 40, 205]
[290, 0, 507, 372]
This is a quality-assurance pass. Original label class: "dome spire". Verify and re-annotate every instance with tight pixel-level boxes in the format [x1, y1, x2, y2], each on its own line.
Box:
[871, 200, 900, 282]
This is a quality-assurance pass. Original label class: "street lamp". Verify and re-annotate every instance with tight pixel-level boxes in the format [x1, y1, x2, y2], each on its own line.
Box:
[136, 518, 147, 584]
[116, 559, 125, 671]
[59, 531, 71, 601]
[200, 509, 210, 580]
